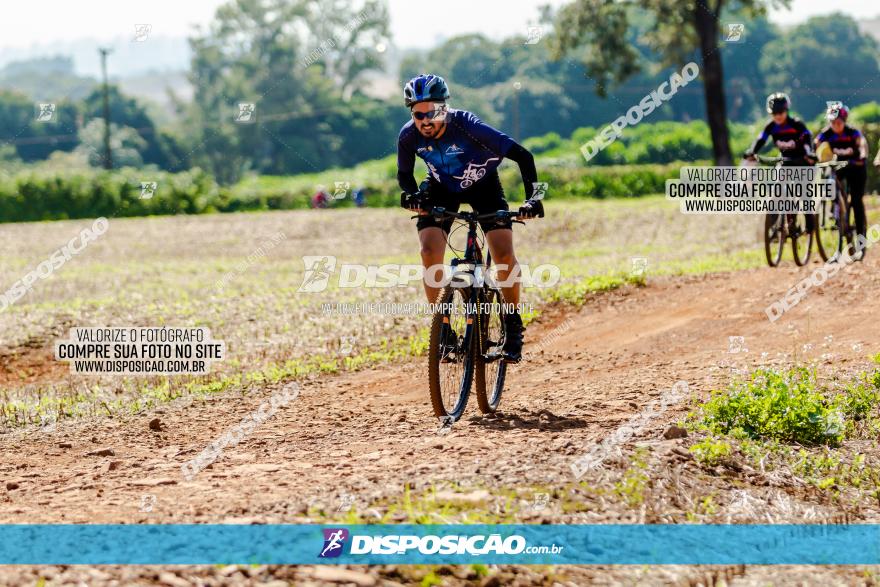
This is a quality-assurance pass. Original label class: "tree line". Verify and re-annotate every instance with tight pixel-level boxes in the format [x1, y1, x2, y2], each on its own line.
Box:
[0, 0, 877, 182]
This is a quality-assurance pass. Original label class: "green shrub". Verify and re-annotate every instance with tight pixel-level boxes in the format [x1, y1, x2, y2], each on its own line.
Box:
[690, 437, 733, 467]
[522, 131, 565, 155]
[695, 368, 848, 446]
[500, 162, 680, 201]
[852, 102, 880, 124]
[0, 167, 227, 222]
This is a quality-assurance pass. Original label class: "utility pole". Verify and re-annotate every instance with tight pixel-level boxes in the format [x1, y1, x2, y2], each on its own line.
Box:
[513, 84, 521, 142]
[98, 47, 113, 170]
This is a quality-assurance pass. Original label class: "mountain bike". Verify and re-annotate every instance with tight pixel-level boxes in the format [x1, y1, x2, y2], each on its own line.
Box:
[412, 207, 524, 422]
[814, 159, 850, 262]
[756, 155, 813, 267]
[832, 161, 864, 261]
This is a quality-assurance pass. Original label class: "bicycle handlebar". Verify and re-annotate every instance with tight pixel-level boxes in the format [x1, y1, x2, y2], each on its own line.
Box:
[431, 207, 522, 221]
[815, 160, 850, 170]
[754, 154, 802, 164]
[409, 206, 524, 223]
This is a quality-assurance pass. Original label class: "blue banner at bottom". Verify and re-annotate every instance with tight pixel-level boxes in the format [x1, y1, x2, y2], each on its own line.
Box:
[0, 524, 878, 565]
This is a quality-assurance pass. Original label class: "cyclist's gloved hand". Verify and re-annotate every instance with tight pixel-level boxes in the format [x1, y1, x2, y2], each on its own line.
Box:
[401, 191, 428, 212]
[518, 198, 544, 219]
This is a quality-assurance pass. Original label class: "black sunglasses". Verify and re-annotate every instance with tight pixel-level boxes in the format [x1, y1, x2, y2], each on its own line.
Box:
[411, 106, 446, 121]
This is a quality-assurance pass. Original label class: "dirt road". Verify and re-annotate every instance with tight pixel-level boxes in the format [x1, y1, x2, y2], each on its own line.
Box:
[2, 255, 880, 585]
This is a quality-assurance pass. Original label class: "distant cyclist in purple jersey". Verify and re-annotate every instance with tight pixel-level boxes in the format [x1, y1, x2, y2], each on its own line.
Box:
[745, 92, 817, 229]
[745, 92, 816, 164]
[816, 102, 869, 241]
[397, 74, 543, 362]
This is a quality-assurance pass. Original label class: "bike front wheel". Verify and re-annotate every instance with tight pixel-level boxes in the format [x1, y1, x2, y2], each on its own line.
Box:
[764, 213, 785, 267]
[475, 287, 507, 414]
[428, 285, 476, 421]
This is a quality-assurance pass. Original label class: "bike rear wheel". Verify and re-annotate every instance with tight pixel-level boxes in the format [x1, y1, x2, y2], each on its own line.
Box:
[428, 285, 476, 421]
[790, 212, 813, 266]
[815, 193, 846, 262]
[475, 287, 507, 414]
[764, 213, 785, 267]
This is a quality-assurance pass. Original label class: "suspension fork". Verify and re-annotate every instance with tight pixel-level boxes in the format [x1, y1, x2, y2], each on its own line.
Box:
[460, 223, 485, 355]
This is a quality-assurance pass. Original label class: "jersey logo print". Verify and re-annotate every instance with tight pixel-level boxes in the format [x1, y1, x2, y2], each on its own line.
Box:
[452, 157, 499, 189]
[426, 162, 441, 182]
[445, 144, 464, 155]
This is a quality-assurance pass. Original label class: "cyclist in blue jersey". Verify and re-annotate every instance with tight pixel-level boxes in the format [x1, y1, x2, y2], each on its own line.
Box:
[397, 74, 544, 362]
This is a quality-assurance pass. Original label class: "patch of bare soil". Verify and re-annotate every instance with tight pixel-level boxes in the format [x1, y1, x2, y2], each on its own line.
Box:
[3, 257, 880, 585]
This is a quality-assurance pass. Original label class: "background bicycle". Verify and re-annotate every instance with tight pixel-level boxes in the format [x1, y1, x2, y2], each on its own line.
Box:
[755, 154, 814, 267]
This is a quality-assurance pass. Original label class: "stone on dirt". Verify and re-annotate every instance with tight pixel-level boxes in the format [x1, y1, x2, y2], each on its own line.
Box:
[663, 425, 688, 440]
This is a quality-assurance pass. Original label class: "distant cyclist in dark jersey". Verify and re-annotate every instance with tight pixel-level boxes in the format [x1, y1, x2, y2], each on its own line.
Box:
[744, 93, 816, 163]
[745, 92, 816, 228]
[397, 74, 543, 362]
[815, 102, 869, 241]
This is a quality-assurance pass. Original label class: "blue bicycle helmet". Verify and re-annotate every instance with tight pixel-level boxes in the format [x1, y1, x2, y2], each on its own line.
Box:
[403, 74, 450, 107]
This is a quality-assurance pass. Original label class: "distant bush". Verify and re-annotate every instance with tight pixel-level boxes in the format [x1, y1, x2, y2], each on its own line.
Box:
[852, 102, 880, 124]
[501, 162, 681, 200]
[0, 158, 689, 223]
[862, 123, 880, 194]
[539, 120, 757, 166]
[522, 132, 565, 156]
[18, 114, 871, 222]
[0, 168, 225, 222]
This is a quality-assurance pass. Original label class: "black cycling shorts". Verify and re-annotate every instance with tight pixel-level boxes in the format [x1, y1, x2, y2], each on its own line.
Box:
[416, 170, 512, 233]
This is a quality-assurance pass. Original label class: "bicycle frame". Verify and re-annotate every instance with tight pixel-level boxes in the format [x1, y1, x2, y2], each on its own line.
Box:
[426, 206, 522, 290]
[753, 154, 815, 266]
[422, 206, 521, 354]
[755, 154, 797, 228]
[817, 159, 849, 196]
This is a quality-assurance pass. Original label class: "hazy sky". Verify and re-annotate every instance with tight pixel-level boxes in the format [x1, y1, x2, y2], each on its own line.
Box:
[0, 0, 875, 51]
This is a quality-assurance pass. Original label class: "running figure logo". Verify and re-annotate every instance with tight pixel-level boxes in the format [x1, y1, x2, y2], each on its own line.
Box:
[36, 103, 56, 122]
[725, 24, 744, 42]
[319, 528, 349, 558]
[234, 103, 256, 123]
[133, 24, 152, 42]
[298, 256, 337, 293]
[140, 181, 157, 199]
[524, 26, 544, 45]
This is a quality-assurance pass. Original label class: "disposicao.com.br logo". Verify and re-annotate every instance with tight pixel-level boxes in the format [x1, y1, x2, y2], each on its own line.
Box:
[319, 528, 349, 558]
[317, 528, 563, 558]
[297, 256, 560, 293]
